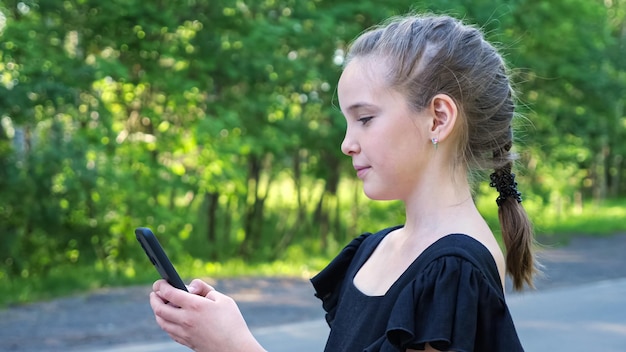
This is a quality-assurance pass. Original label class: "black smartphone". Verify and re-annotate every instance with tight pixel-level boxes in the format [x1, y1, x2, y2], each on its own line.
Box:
[135, 227, 188, 291]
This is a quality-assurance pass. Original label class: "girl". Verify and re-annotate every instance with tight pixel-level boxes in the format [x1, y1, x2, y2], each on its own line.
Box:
[150, 13, 537, 352]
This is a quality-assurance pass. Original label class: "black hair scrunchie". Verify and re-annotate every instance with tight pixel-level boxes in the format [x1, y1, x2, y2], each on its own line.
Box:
[489, 170, 523, 206]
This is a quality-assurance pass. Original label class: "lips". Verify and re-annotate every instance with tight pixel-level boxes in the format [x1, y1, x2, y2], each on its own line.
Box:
[354, 165, 371, 179]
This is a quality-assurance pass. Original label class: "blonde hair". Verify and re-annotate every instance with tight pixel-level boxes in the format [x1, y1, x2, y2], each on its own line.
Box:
[346, 14, 537, 290]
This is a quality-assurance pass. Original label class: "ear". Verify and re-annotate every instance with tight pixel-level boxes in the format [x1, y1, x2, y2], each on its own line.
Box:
[428, 94, 458, 142]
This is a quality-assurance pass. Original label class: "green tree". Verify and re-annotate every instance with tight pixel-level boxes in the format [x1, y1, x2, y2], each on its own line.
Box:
[0, 0, 624, 292]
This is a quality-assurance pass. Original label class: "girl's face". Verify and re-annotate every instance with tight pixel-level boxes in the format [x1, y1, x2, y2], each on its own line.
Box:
[338, 58, 433, 201]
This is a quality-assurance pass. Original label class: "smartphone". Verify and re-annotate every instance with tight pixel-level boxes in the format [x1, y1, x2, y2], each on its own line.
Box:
[135, 227, 188, 291]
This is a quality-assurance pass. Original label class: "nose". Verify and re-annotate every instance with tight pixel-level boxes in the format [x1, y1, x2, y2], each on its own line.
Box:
[341, 129, 359, 156]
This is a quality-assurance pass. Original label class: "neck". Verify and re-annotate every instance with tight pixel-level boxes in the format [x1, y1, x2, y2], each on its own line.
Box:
[401, 166, 479, 239]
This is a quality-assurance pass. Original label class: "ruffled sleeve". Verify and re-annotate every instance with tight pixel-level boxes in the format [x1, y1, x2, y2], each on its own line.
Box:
[385, 255, 523, 352]
[310, 233, 371, 326]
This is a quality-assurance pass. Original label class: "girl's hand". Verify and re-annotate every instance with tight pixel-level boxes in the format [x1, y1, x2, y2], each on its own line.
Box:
[150, 279, 266, 352]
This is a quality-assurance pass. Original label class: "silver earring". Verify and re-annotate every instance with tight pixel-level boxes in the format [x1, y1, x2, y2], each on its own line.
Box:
[431, 137, 439, 150]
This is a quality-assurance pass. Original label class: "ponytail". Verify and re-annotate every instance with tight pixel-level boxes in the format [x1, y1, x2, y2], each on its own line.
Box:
[490, 162, 538, 290]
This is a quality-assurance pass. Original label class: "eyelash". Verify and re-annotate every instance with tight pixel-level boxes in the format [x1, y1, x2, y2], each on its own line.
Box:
[357, 116, 373, 125]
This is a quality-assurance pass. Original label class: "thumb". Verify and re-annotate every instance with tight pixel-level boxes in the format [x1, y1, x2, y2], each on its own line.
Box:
[187, 279, 214, 296]
[187, 282, 198, 294]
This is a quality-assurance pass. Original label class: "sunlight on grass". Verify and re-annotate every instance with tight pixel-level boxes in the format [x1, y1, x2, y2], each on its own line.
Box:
[476, 187, 626, 237]
[178, 254, 332, 282]
[0, 263, 157, 308]
[531, 199, 626, 236]
[2, 184, 623, 309]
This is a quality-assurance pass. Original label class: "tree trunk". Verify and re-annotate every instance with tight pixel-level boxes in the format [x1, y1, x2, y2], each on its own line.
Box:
[241, 154, 274, 258]
[204, 191, 219, 258]
[610, 155, 623, 197]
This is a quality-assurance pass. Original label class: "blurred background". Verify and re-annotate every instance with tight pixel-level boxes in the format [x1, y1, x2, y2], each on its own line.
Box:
[0, 0, 624, 307]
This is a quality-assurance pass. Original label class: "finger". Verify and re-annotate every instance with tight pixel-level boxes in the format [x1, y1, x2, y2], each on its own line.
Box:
[154, 313, 191, 347]
[152, 279, 168, 292]
[206, 288, 228, 302]
[150, 291, 173, 316]
[151, 291, 189, 324]
[188, 279, 214, 296]
[168, 333, 191, 350]
[150, 291, 168, 306]
[156, 280, 194, 307]
[154, 311, 182, 334]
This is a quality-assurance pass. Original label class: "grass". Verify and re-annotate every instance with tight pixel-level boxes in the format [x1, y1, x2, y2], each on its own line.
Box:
[0, 264, 156, 308]
[1, 197, 624, 309]
[0, 247, 334, 309]
[533, 199, 626, 236]
[477, 194, 626, 237]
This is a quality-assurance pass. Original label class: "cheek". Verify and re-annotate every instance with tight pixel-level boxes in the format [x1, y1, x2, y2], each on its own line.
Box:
[385, 136, 427, 173]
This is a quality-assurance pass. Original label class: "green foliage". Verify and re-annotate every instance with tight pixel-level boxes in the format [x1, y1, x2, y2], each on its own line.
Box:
[0, 0, 624, 306]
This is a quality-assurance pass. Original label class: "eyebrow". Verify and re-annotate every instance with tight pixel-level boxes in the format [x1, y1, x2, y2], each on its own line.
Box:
[346, 102, 377, 113]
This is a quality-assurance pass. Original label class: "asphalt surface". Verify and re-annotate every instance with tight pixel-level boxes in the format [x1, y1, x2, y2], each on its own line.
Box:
[1, 232, 626, 352]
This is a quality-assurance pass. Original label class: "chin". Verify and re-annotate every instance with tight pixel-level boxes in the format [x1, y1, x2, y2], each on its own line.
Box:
[362, 187, 397, 201]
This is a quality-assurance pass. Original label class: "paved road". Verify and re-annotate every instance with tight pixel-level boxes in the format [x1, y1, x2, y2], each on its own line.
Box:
[510, 278, 626, 351]
[1, 233, 626, 352]
[81, 278, 626, 352]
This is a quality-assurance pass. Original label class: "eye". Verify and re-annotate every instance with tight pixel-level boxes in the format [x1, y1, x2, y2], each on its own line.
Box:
[357, 116, 373, 125]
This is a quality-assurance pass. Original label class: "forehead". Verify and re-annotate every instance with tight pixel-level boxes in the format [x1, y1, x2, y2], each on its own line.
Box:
[338, 57, 402, 113]
[338, 59, 386, 105]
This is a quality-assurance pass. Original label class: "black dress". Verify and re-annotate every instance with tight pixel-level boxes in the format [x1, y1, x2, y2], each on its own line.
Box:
[310, 226, 524, 352]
